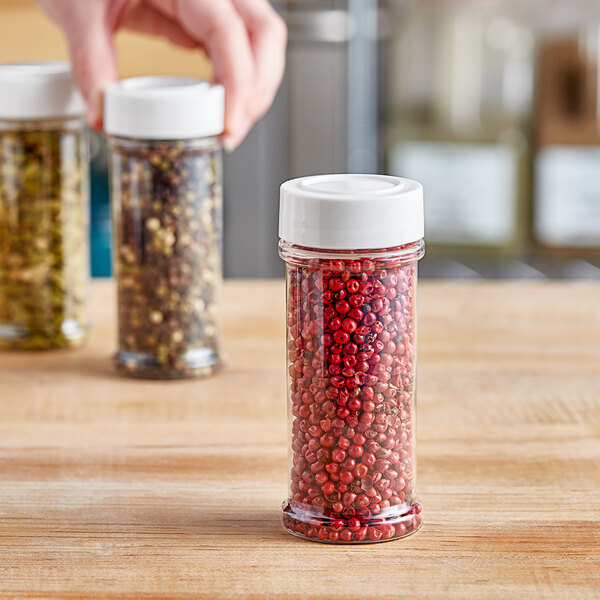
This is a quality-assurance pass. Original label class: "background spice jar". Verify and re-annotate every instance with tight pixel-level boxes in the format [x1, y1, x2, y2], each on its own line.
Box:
[0, 62, 89, 350]
[279, 174, 425, 544]
[105, 77, 225, 379]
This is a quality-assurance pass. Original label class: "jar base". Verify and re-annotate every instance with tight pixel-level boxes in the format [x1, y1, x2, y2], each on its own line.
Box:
[282, 501, 422, 544]
[113, 347, 223, 380]
[0, 321, 89, 351]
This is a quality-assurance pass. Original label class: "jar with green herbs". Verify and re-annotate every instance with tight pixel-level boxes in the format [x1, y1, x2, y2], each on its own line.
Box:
[105, 77, 225, 379]
[0, 62, 89, 350]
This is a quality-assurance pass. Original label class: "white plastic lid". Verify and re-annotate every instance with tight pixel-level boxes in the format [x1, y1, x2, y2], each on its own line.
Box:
[104, 76, 225, 140]
[0, 61, 85, 120]
[279, 174, 424, 250]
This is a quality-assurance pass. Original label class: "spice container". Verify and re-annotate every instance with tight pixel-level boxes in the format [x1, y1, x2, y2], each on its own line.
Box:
[0, 62, 89, 350]
[279, 174, 424, 543]
[105, 77, 225, 379]
[533, 6, 600, 257]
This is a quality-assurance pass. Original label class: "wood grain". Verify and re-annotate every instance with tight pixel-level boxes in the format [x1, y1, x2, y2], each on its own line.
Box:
[0, 280, 599, 600]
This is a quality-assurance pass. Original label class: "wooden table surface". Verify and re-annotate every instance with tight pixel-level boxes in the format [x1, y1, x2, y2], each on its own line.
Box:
[0, 280, 599, 599]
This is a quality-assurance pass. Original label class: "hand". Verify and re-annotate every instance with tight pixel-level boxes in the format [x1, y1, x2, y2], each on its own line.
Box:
[38, 0, 287, 149]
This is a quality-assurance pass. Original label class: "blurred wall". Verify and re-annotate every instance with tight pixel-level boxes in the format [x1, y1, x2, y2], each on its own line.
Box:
[0, 0, 212, 78]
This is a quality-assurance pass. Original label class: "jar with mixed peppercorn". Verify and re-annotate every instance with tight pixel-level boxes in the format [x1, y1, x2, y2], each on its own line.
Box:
[279, 174, 425, 543]
[105, 77, 225, 379]
[0, 62, 89, 350]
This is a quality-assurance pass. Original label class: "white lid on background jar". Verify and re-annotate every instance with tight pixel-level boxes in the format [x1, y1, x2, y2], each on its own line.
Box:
[104, 76, 225, 140]
[279, 174, 424, 250]
[0, 61, 85, 120]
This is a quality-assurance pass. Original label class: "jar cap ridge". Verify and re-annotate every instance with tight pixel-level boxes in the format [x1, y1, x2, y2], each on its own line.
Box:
[104, 76, 225, 140]
[0, 61, 85, 120]
[279, 174, 424, 250]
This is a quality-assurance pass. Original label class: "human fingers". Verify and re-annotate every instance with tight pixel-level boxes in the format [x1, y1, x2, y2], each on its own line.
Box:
[230, 0, 287, 127]
[175, 0, 255, 148]
[122, 3, 198, 49]
[37, 0, 118, 129]
[66, 13, 118, 129]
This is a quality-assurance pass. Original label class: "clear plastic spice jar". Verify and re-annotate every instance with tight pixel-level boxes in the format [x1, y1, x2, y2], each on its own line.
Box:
[279, 174, 425, 543]
[0, 62, 89, 350]
[105, 77, 225, 379]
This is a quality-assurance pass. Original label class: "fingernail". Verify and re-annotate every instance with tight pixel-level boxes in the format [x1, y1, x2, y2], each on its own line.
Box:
[223, 136, 236, 153]
[224, 116, 252, 152]
[86, 90, 103, 131]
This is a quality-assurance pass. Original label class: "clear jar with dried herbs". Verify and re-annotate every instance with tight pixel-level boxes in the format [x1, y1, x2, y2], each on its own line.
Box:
[105, 77, 225, 379]
[0, 62, 89, 350]
[279, 175, 425, 543]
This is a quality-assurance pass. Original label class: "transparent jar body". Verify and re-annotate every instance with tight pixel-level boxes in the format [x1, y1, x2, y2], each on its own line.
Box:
[280, 240, 424, 543]
[108, 136, 223, 379]
[0, 116, 89, 350]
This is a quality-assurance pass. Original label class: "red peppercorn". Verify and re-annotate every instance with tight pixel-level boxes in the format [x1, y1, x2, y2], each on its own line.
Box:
[315, 472, 328, 485]
[329, 277, 344, 291]
[320, 433, 335, 447]
[346, 279, 359, 293]
[333, 330, 350, 345]
[348, 445, 364, 459]
[368, 527, 383, 542]
[343, 355, 357, 368]
[359, 281, 373, 295]
[329, 317, 342, 330]
[340, 457, 356, 471]
[354, 463, 368, 478]
[348, 293, 364, 306]
[339, 470, 354, 485]
[347, 398, 361, 412]
[325, 462, 339, 475]
[331, 518, 345, 531]
[321, 481, 336, 496]
[335, 300, 350, 314]
[342, 492, 357, 506]
[343, 342, 358, 355]
[331, 448, 346, 463]
[363, 312, 377, 327]
[352, 433, 366, 446]
[342, 318, 357, 333]
[363, 452, 376, 466]
[330, 376, 345, 389]
[349, 301, 365, 317]
[356, 494, 370, 508]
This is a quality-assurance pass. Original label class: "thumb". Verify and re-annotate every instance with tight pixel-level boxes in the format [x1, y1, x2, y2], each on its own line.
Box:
[65, 16, 118, 129]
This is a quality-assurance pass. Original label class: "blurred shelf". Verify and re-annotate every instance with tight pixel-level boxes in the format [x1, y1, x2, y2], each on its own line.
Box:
[419, 256, 600, 280]
[0, 1, 211, 79]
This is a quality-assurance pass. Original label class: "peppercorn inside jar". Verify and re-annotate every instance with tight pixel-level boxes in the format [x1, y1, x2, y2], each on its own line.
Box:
[279, 174, 425, 543]
[0, 62, 90, 350]
[105, 77, 225, 379]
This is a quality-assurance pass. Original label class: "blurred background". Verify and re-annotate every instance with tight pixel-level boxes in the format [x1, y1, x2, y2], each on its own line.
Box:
[2, 0, 600, 279]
